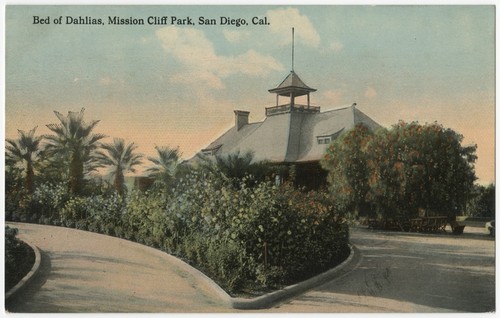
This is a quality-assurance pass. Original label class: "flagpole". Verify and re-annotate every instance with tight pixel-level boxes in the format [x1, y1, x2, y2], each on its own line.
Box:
[292, 27, 295, 72]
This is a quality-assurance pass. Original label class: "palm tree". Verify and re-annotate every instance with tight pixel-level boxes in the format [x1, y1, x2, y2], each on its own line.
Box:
[96, 138, 143, 196]
[5, 127, 43, 194]
[146, 146, 181, 187]
[44, 108, 106, 195]
[214, 150, 275, 187]
[215, 150, 255, 180]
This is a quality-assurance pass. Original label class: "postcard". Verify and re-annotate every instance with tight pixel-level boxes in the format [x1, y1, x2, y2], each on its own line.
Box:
[4, 5, 495, 313]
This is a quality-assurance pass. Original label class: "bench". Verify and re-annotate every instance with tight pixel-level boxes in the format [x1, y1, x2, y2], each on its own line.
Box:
[409, 216, 448, 233]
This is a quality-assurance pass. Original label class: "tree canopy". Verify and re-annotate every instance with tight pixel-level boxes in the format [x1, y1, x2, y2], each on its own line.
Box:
[96, 138, 143, 196]
[322, 121, 477, 219]
[44, 108, 106, 194]
[146, 146, 182, 188]
[321, 124, 373, 217]
[6, 127, 43, 194]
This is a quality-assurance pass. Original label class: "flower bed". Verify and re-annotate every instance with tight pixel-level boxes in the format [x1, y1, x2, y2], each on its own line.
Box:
[8, 170, 349, 295]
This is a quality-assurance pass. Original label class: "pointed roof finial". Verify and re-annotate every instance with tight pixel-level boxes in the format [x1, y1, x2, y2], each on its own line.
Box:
[291, 27, 295, 72]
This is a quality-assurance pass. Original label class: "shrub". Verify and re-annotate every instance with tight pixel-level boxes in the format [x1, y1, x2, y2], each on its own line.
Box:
[466, 184, 495, 218]
[31, 182, 70, 223]
[86, 193, 125, 235]
[5, 226, 35, 291]
[7, 167, 350, 295]
[165, 169, 349, 293]
[123, 189, 170, 247]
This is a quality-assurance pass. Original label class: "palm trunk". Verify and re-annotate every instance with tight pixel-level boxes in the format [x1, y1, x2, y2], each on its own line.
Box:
[114, 168, 125, 196]
[25, 161, 35, 194]
[70, 153, 84, 195]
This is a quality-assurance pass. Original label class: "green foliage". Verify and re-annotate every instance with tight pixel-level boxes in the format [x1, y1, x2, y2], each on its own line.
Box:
[5, 166, 27, 221]
[5, 165, 349, 294]
[5, 127, 43, 194]
[96, 138, 143, 196]
[123, 189, 170, 247]
[146, 146, 182, 189]
[466, 184, 495, 218]
[5, 226, 35, 291]
[321, 124, 374, 217]
[214, 150, 276, 186]
[44, 108, 106, 195]
[367, 121, 477, 219]
[166, 168, 349, 292]
[60, 197, 89, 228]
[77, 196, 123, 231]
[83, 193, 126, 234]
[31, 182, 69, 223]
[5, 109, 350, 295]
[322, 121, 478, 220]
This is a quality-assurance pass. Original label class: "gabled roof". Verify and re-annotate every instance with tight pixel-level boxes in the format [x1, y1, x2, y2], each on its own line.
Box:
[268, 71, 317, 97]
[193, 104, 381, 164]
[294, 105, 381, 162]
[200, 114, 290, 162]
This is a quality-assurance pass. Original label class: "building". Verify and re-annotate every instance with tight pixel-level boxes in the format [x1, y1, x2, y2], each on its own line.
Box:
[193, 70, 381, 189]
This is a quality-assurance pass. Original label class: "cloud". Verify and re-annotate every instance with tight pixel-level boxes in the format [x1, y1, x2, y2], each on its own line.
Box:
[266, 8, 321, 48]
[329, 40, 344, 52]
[155, 26, 284, 89]
[140, 36, 153, 44]
[169, 71, 225, 90]
[220, 50, 284, 77]
[365, 86, 378, 99]
[222, 30, 250, 43]
[321, 89, 344, 106]
[99, 76, 113, 86]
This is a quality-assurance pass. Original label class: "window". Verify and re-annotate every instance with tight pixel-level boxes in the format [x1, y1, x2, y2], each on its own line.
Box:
[317, 137, 331, 145]
[317, 128, 344, 145]
[201, 145, 222, 156]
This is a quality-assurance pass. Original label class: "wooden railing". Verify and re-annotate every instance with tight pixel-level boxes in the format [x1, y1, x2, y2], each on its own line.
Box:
[265, 104, 320, 116]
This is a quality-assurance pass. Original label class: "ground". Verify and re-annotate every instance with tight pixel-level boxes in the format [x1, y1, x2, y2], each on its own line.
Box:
[5, 221, 495, 313]
[270, 224, 495, 312]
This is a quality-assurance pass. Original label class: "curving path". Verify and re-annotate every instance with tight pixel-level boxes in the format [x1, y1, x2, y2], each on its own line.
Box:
[5, 222, 231, 313]
[6, 222, 495, 313]
[270, 225, 495, 313]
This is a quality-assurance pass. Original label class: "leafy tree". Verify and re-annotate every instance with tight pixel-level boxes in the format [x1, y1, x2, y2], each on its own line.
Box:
[36, 154, 70, 185]
[466, 184, 495, 218]
[44, 108, 106, 195]
[321, 124, 374, 217]
[6, 127, 43, 194]
[322, 121, 477, 221]
[365, 121, 477, 219]
[96, 138, 143, 196]
[146, 146, 181, 188]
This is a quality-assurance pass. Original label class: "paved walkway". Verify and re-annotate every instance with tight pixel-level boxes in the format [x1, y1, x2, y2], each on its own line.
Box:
[6, 222, 230, 313]
[6, 222, 495, 313]
[269, 225, 495, 313]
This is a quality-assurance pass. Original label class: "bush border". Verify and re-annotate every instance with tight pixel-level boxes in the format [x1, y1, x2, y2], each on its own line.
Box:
[4, 225, 356, 310]
[50, 231, 356, 310]
[5, 238, 42, 301]
[228, 244, 357, 309]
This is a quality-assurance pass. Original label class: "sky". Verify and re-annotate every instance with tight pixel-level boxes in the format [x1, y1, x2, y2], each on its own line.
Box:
[4, 5, 495, 184]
